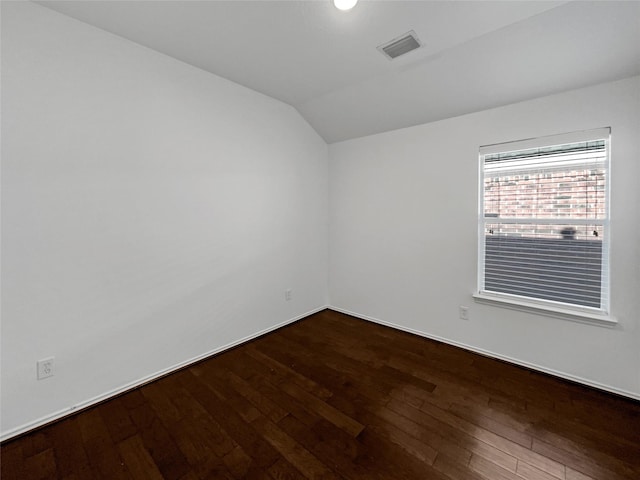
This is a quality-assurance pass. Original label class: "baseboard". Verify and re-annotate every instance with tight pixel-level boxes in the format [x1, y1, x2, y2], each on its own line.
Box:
[0, 305, 329, 443]
[328, 306, 640, 402]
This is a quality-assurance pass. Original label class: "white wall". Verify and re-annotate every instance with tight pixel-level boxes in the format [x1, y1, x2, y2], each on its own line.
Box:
[329, 76, 640, 398]
[1, 1, 328, 439]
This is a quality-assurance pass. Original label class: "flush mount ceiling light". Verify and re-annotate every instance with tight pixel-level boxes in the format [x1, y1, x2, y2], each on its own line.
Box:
[333, 0, 358, 11]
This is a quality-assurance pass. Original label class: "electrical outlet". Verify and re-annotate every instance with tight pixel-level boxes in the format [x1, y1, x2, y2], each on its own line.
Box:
[37, 357, 55, 380]
[285, 289, 292, 301]
[459, 306, 469, 320]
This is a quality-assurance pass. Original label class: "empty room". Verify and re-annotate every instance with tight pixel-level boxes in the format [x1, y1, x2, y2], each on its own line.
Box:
[1, 1, 639, 479]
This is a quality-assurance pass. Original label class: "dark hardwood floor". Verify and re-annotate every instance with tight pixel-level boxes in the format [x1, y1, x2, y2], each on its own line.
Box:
[2, 309, 639, 479]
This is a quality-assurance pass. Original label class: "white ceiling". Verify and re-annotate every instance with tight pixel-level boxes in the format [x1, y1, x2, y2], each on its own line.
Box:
[37, 1, 640, 143]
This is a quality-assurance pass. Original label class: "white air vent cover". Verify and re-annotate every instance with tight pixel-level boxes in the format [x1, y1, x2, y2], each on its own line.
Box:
[378, 30, 422, 60]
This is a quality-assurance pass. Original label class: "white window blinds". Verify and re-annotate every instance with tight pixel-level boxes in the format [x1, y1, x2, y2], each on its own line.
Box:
[478, 128, 610, 313]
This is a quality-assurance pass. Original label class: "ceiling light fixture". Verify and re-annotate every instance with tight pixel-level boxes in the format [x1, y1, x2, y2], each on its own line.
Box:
[333, 0, 358, 11]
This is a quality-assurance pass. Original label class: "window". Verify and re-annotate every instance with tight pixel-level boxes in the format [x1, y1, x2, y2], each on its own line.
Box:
[477, 128, 611, 319]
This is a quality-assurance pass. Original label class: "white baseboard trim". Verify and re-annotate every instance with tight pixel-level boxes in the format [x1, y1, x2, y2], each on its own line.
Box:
[1, 305, 329, 443]
[328, 306, 640, 402]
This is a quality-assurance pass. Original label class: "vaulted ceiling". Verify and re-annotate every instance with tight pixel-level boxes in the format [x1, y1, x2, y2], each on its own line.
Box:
[38, 1, 640, 143]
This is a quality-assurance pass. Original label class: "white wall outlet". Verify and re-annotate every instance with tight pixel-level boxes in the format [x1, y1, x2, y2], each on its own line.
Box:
[37, 357, 55, 380]
[285, 289, 292, 301]
[459, 306, 469, 320]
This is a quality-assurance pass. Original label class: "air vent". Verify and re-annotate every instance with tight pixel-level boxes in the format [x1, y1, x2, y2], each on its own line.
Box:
[378, 30, 422, 60]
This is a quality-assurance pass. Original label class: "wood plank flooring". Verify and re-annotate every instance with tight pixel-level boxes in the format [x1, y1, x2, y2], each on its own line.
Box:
[2, 309, 639, 479]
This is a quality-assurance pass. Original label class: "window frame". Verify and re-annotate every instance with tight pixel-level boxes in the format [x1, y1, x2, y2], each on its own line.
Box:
[475, 128, 616, 326]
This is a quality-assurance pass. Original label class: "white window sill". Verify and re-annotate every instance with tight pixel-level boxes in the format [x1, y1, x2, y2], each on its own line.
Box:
[472, 292, 617, 328]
